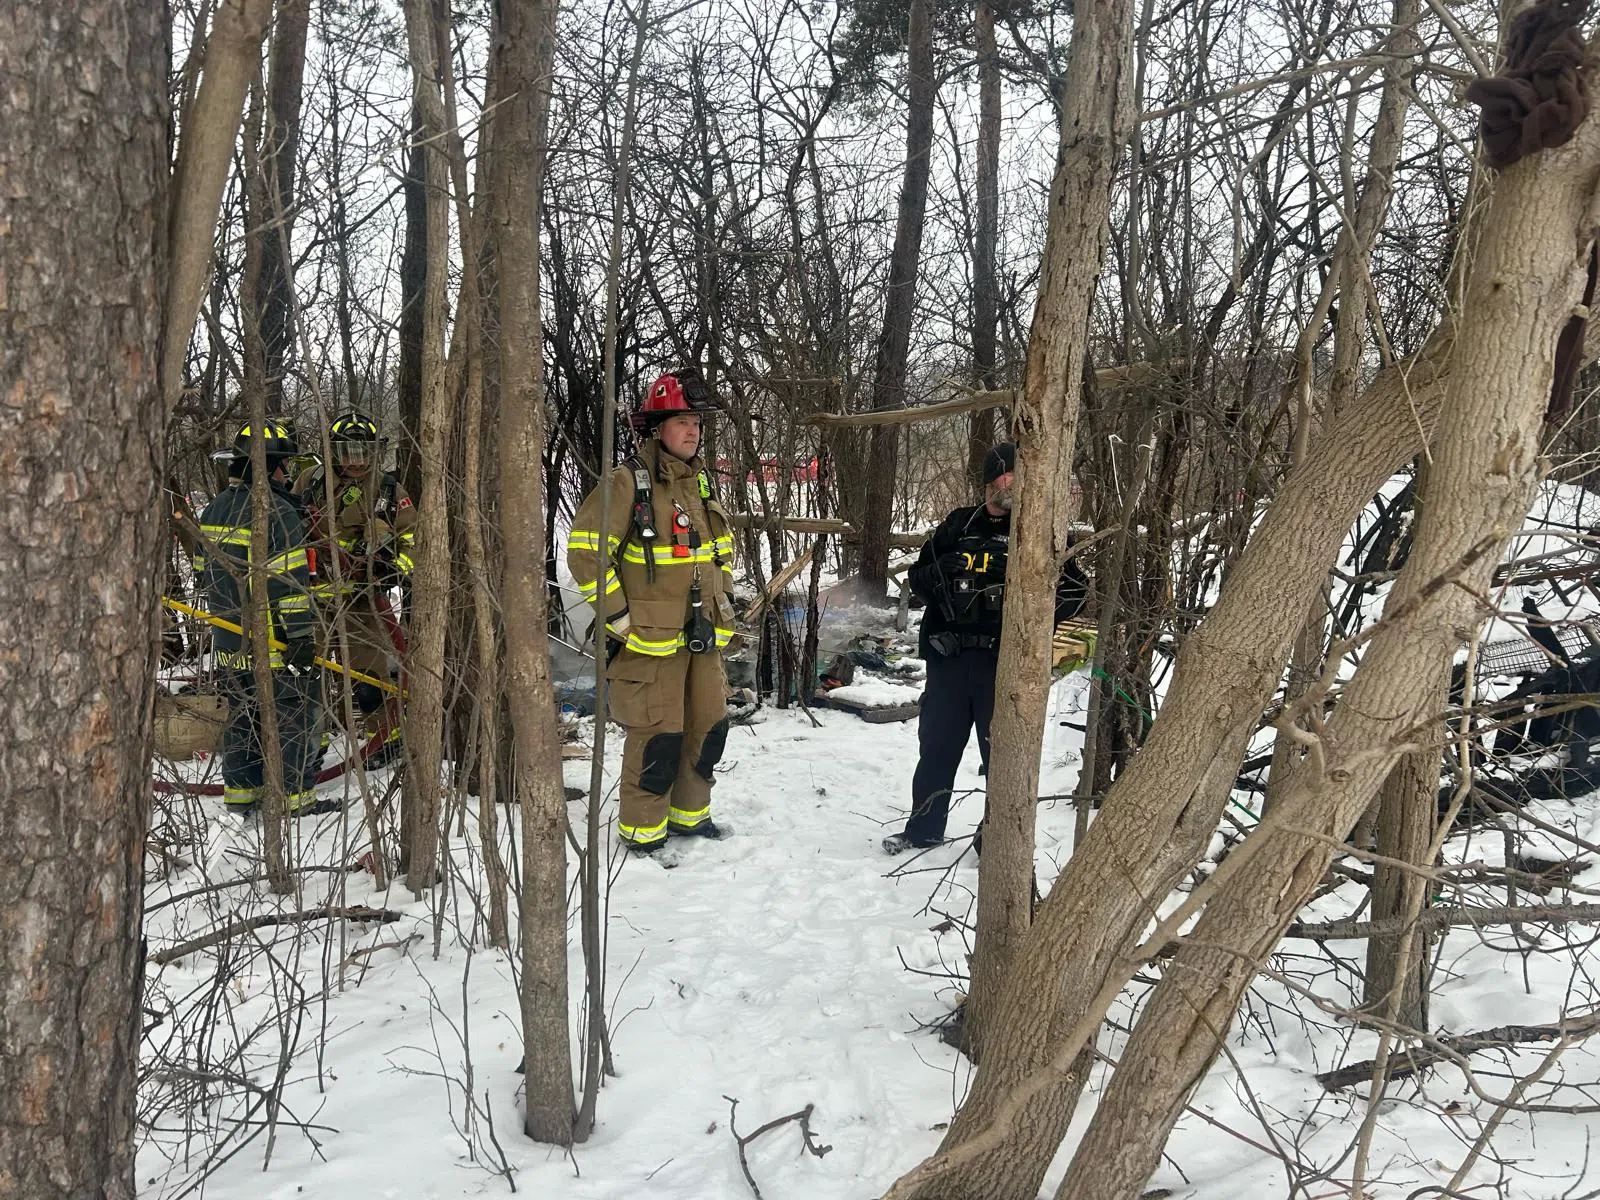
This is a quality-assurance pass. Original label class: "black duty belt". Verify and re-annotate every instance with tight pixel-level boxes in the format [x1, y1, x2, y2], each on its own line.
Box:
[929, 630, 1000, 656]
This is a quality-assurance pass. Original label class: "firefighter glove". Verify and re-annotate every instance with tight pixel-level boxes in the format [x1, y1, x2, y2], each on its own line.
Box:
[284, 639, 317, 675]
[372, 545, 399, 589]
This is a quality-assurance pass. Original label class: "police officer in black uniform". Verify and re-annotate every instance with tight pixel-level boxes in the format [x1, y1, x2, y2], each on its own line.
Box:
[883, 443, 1088, 855]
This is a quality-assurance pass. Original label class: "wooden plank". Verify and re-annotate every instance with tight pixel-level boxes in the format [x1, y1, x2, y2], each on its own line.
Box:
[813, 689, 922, 723]
[743, 539, 821, 628]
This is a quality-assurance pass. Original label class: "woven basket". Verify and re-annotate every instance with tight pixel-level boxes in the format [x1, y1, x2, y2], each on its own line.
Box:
[153, 692, 228, 761]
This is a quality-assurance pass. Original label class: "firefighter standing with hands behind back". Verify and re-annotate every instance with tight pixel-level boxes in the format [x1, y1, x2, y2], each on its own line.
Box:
[567, 368, 737, 858]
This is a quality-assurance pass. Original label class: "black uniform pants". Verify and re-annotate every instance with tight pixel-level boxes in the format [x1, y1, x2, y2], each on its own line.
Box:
[220, 668, 322, 806]
[905, 648, 996, 843]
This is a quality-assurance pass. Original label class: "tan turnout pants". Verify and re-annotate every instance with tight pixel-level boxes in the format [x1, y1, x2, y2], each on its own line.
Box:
[607, 648, 729, 846]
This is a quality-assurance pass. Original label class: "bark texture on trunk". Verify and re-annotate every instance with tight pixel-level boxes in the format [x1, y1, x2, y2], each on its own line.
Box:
[1053, 104, 1599, 1197]
[440, 10, 509, 950]
[401, 0, 453, 893]
[163, 0, 273, 410]
[1364, 669, 1445, 1029]
[964, 0, 1139, 1059]
[493, 0, 577, 1146]
[858, 0, 935, 597]
[0, 3, 168, 1195]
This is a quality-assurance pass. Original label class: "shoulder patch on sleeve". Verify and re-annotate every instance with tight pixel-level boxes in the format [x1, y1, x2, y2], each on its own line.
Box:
[398, 496, 413, 509]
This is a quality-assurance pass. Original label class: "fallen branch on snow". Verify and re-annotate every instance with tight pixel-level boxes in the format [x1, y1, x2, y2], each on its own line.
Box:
[151, 905, 404, 965]
[722, 1095, 831, 1199]
[1286, 901, 1600, 942]
[1317, 1009, 1600, 1091]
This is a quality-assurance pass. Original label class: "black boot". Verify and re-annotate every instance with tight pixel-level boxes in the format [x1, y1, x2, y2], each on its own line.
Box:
[882, 831, 944, 856]
[672, 819, 726, 840]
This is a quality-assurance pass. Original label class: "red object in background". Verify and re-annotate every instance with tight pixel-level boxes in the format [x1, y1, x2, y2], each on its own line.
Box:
[741, 455, 820, 485]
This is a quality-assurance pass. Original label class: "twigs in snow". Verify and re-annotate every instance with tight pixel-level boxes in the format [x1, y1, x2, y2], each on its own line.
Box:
[722, 1095, 831, 1199]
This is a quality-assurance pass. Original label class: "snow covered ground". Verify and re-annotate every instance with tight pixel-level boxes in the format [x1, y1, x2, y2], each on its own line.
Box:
[138, 476, 1600, 1199]
[139, 663, 1600, 1199]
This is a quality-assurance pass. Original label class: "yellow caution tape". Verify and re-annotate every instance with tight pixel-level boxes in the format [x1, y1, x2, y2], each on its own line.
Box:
[162, 596, 403, 696]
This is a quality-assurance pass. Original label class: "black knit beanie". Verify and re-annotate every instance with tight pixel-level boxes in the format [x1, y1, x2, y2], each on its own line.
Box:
[982, 442, 1016, 485]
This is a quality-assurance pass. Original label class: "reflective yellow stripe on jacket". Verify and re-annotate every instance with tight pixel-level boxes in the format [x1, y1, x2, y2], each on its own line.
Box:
[618, 627, 734, 657]
[568, 529, 624, 600]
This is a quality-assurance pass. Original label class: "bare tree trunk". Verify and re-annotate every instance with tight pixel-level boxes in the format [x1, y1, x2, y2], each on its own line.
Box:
[322, 6, 362, 409]
[962, 0, 1139, 1064]
[0, 3, 166, 1194]
[240, 71, 294, 893]
[1050, 102, 1599, 1197]
[577, 0, 651, 1139]
[163, 0, 274, 411]
[965, 0, 1001, 492]
[401, 0, 454, 894]
[397, 92, 427, 502]
[440, 4, 509, 950]
[248, 361, 293, 895]
[893, 317, 1453, 1200]
[255, 0, 311, 413]
[493, 0, 577, 1146]
[1362, 714, 1439, 1029]
[858, 0, 935, 598]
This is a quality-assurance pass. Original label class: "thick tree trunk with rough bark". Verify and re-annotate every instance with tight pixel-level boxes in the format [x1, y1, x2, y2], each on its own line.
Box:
[859, 0, 935, 598]
[1051, 102, 1599, 1196]
[963, 0, 1139, 1061]
[0, 3, 167, 1195]
[401, 0, 453, 893]
[493, 0, 577, 1146]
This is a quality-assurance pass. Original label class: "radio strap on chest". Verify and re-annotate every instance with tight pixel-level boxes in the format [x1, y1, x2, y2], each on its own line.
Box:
[618, 456, 722, 584]
[625, 463, 659, 583]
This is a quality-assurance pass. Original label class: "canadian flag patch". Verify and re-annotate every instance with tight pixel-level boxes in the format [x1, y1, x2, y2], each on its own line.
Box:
[399, 496, 413, 509]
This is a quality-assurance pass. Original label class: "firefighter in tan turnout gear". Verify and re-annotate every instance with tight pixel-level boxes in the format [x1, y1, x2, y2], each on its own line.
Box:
[293, 410, 416, 755]
[567, 368, 737, 855]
